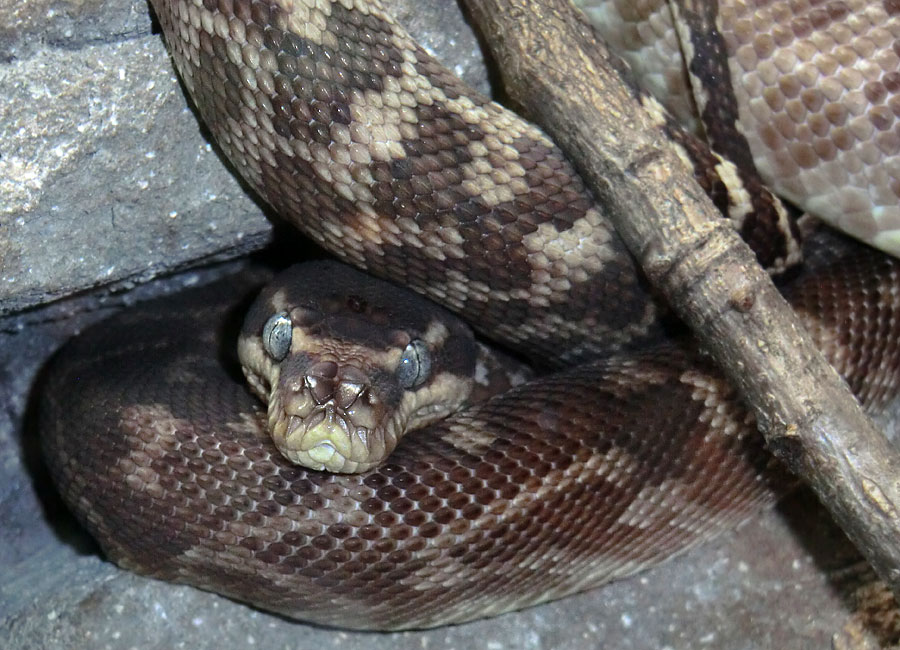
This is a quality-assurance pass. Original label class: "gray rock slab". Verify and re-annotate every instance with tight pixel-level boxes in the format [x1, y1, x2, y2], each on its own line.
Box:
[0, 0, 151, 63]
[0, 35, 272, 314]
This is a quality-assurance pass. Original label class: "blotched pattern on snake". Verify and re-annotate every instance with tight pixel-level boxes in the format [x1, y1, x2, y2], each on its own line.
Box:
[39, 0, 900, 630]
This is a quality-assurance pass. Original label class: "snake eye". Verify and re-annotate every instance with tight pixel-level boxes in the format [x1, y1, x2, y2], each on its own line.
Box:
[262, 312, 292, 361]
[397, 339, 431, 389]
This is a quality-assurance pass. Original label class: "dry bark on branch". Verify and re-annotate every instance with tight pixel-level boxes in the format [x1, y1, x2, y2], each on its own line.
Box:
[460, 0, 900, 598]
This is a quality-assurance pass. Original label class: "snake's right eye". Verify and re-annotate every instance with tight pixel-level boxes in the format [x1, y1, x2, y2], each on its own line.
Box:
[262, 312, 292, 361]
[397, 339, 432, 389]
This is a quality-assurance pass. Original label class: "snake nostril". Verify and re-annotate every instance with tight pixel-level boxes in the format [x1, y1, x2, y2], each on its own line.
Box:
[307, 360, 338, 379]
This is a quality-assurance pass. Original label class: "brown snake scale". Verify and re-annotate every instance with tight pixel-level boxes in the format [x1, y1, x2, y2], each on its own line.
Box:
[580, 0, 900, 252]
[39, 0, 900, 630]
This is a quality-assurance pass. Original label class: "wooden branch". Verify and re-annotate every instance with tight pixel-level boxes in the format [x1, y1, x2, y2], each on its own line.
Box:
[460, 0, 900, 598]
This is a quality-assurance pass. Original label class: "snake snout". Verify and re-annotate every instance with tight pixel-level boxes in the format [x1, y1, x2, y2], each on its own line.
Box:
[271, 360, 388, 473]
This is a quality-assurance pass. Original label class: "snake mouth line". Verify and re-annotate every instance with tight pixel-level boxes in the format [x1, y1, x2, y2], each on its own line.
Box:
[269, 380, 390, 473]
[284, 407, 369, 465]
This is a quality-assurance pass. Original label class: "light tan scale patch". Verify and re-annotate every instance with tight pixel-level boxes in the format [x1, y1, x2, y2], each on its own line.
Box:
[713, 155, 755, 219]
[420, 318, 451, 348]
[472, 343, 532, 391]
[581, 445, 646, 494]
[716, 0, 900, 257]
[679, 368, 751, 438]
[519, 207, 630, 327]
[528, 308, 659, 363]
[522, 207, 617, 282]
[118, 404, 186, 497]
[456, 133, 555, 206]
[98, 402, 197, 568]
[615, 355, 676, 386]
[278, 1, 333, 48]
[466, 441, 657, 600]
[401, 523, 514, 613]
[439, 416, 499, 458]
[178, 506, 360, 591]
[616, 479, 710, 531]
[226, 412, 266, 437]
[405, 264, 659, 360]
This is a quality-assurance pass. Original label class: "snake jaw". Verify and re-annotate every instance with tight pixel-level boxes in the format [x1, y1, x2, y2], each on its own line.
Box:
[268, 363, 394, 473]
[290, 408, 352, 463]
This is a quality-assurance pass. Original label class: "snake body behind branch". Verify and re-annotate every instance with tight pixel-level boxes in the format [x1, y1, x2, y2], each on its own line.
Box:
[39, 0, 900, 630]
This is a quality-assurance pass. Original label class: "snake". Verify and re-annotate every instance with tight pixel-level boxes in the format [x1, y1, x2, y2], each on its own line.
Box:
[38, 0, 900, 631]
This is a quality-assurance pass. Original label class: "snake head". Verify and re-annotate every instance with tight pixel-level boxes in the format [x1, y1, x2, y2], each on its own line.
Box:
[238, 261, 478, 473]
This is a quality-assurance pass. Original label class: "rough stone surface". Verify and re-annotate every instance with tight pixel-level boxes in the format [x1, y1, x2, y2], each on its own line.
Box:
[4, 1, 900, 649]
[0, 0, 150, 63]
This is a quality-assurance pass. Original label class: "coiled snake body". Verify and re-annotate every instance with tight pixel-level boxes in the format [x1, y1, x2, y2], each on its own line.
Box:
[40, 0, 900, 630]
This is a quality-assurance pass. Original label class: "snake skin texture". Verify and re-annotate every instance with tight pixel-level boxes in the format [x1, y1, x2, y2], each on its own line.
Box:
[577, 0, 900, 254]
[144, 0, 814, 367]
[41, 240, 900, 629]
[37, 0, 900, 631]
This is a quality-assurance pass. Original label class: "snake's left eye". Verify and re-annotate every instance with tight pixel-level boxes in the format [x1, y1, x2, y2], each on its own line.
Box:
[262, 312, 292, 361]
[397, 339, 431, 389]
